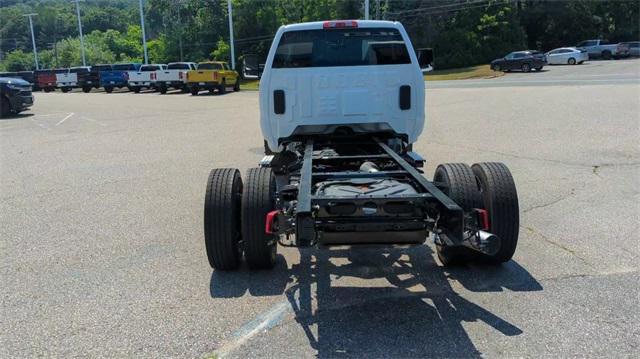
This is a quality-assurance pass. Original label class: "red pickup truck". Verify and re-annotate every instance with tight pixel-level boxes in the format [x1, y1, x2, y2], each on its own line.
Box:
[35, 70, 57, 92]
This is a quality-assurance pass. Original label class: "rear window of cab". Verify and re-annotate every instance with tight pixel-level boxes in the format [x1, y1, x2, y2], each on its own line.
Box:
[197, 63, 224, 70]
[167, 63, 191, 70]
[272, 28, 411, 68]
[113, 64, 137, 71]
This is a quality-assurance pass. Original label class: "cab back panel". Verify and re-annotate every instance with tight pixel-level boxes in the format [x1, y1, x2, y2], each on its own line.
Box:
[260, 22, 425, 150]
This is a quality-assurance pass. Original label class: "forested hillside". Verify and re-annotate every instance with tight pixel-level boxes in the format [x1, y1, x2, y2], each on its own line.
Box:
[1, 0, 638, 71]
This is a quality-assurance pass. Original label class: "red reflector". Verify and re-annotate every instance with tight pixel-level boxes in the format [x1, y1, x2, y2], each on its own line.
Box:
[475, 208, 490, 231]
[179, 72, 183, 80]
[323, 20, 358, 29]
[265, 210, 279, 234]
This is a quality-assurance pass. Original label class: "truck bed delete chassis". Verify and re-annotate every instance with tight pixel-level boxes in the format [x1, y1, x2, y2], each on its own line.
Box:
[264, 136, 495, 254]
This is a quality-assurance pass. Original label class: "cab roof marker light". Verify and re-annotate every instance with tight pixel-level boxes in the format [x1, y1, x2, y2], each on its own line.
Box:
[323, 20, 358, 29]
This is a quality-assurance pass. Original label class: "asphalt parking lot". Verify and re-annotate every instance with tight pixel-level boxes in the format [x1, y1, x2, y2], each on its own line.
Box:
[1, 59, 639, 358]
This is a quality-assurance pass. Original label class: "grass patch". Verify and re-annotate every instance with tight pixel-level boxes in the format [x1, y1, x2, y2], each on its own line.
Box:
[240, 79, 260, 90]
[424, 64, 503, 81]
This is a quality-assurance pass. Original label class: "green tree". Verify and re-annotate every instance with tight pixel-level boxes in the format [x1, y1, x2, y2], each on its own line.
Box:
[2, 50, 35, 71]
[211, 39, 230, 61]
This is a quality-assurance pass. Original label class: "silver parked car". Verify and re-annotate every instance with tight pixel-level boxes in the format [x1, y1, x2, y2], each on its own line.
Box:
[545, 47, 588, 65]
[620, 41, 639, 57]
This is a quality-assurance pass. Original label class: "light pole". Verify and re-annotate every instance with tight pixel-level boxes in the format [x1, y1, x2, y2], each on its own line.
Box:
[139, 0, 148, 64]
[73, 0, 86, 66]
[23, 13, 39, 70]
[227, 0, 235, 69]
[365, 0, 370, 20]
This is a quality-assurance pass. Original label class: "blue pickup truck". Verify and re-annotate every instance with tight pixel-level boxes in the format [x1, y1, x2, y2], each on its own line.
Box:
[100, 63, 141, 93]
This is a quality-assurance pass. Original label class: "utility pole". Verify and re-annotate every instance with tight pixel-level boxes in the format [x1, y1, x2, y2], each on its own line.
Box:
[73, 0, 86, 66]
[139, 0, 149, 64]
[376, 0, 380, 20]
[227, 0, 235, 69]
[365, 0, 370, 20]
[23, 13, 39, 70]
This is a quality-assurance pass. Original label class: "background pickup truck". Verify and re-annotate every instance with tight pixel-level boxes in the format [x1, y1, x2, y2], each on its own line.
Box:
[34, 70, 57, 92]
[127, 64, 166, 93]
[100, 63, 141, 93]
[576, 40, 629, 59]
[69, 66, 93, 93]
[186, 61, 239, 95]
[55, 68, 77, 93]
[155, 62, 196, 94]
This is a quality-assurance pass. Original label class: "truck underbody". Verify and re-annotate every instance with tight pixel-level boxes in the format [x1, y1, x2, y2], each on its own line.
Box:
[203, 133, 519, 270]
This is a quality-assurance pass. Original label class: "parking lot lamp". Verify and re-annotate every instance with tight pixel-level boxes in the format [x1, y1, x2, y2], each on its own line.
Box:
[139, 0, 149, 64]
[72, 0, 87, 66]
[228, 0, 235, 70]
[23, 13, 39, 70]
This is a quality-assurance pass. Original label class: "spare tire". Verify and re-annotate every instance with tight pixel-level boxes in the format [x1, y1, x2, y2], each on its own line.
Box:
[472, 162, 519, 263]
[204, 168, 243, 270]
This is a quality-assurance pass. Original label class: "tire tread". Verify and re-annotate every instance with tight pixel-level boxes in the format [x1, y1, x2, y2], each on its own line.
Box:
[472, 162, 519, 263]
[204, 168, 242, 270]
[242, 168, 277, 269]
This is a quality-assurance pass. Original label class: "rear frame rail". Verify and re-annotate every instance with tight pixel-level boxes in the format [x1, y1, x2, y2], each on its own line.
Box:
[284, 136, 466, 247]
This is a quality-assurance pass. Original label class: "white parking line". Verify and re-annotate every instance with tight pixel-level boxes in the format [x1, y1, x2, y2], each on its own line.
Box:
[83, 117, 107, 127]
[55, 112, 74, 126]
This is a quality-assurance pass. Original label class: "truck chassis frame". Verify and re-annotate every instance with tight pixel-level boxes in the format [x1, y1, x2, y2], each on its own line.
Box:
[204, 135, 519, 270]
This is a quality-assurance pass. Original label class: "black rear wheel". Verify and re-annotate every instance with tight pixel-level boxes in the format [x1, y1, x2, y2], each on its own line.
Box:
[190, 87, 199, 96]
[159, 86, 167, 94]
[204, 168, 243, 270]
[242, 167, 277, 269]
[133, 87, 141, 93]
[1, 97, 11, 118]
[492, 64, 501, 72]
[82, 87, 91, 93]
[61, 87, 70, 93]
[521, 63, 531, 72]
[568, 57, 576, 65]
[433, 163, 483, 265]
[472, 162, 519, 264]
[104, 86, 113, 93]
[233, 77, 240, 91]
[219, 79, 227, 95]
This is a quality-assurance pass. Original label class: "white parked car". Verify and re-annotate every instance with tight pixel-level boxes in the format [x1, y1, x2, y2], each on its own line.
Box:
[545, 47, 588, 65]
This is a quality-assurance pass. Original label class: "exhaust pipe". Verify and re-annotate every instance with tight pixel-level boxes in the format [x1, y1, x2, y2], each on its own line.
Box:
[463, 230, 501, 256]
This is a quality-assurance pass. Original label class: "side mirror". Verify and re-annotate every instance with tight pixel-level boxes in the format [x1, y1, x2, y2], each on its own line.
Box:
[416, 48, 434, 72]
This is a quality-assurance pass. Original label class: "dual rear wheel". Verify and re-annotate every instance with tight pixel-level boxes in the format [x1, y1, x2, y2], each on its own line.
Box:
[204, 167, 277, 270]
[434, 162, 519, 265]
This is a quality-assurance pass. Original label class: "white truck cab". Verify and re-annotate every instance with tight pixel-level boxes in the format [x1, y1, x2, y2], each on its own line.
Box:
[259, 20, 426, 152]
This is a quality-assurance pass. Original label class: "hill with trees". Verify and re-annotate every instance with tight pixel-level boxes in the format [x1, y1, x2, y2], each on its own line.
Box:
[1, 0, 638, 71]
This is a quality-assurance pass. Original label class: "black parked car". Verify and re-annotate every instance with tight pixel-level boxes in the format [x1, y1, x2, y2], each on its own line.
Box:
[1, 76, 33, 118]
[491, 51, 547, 72]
